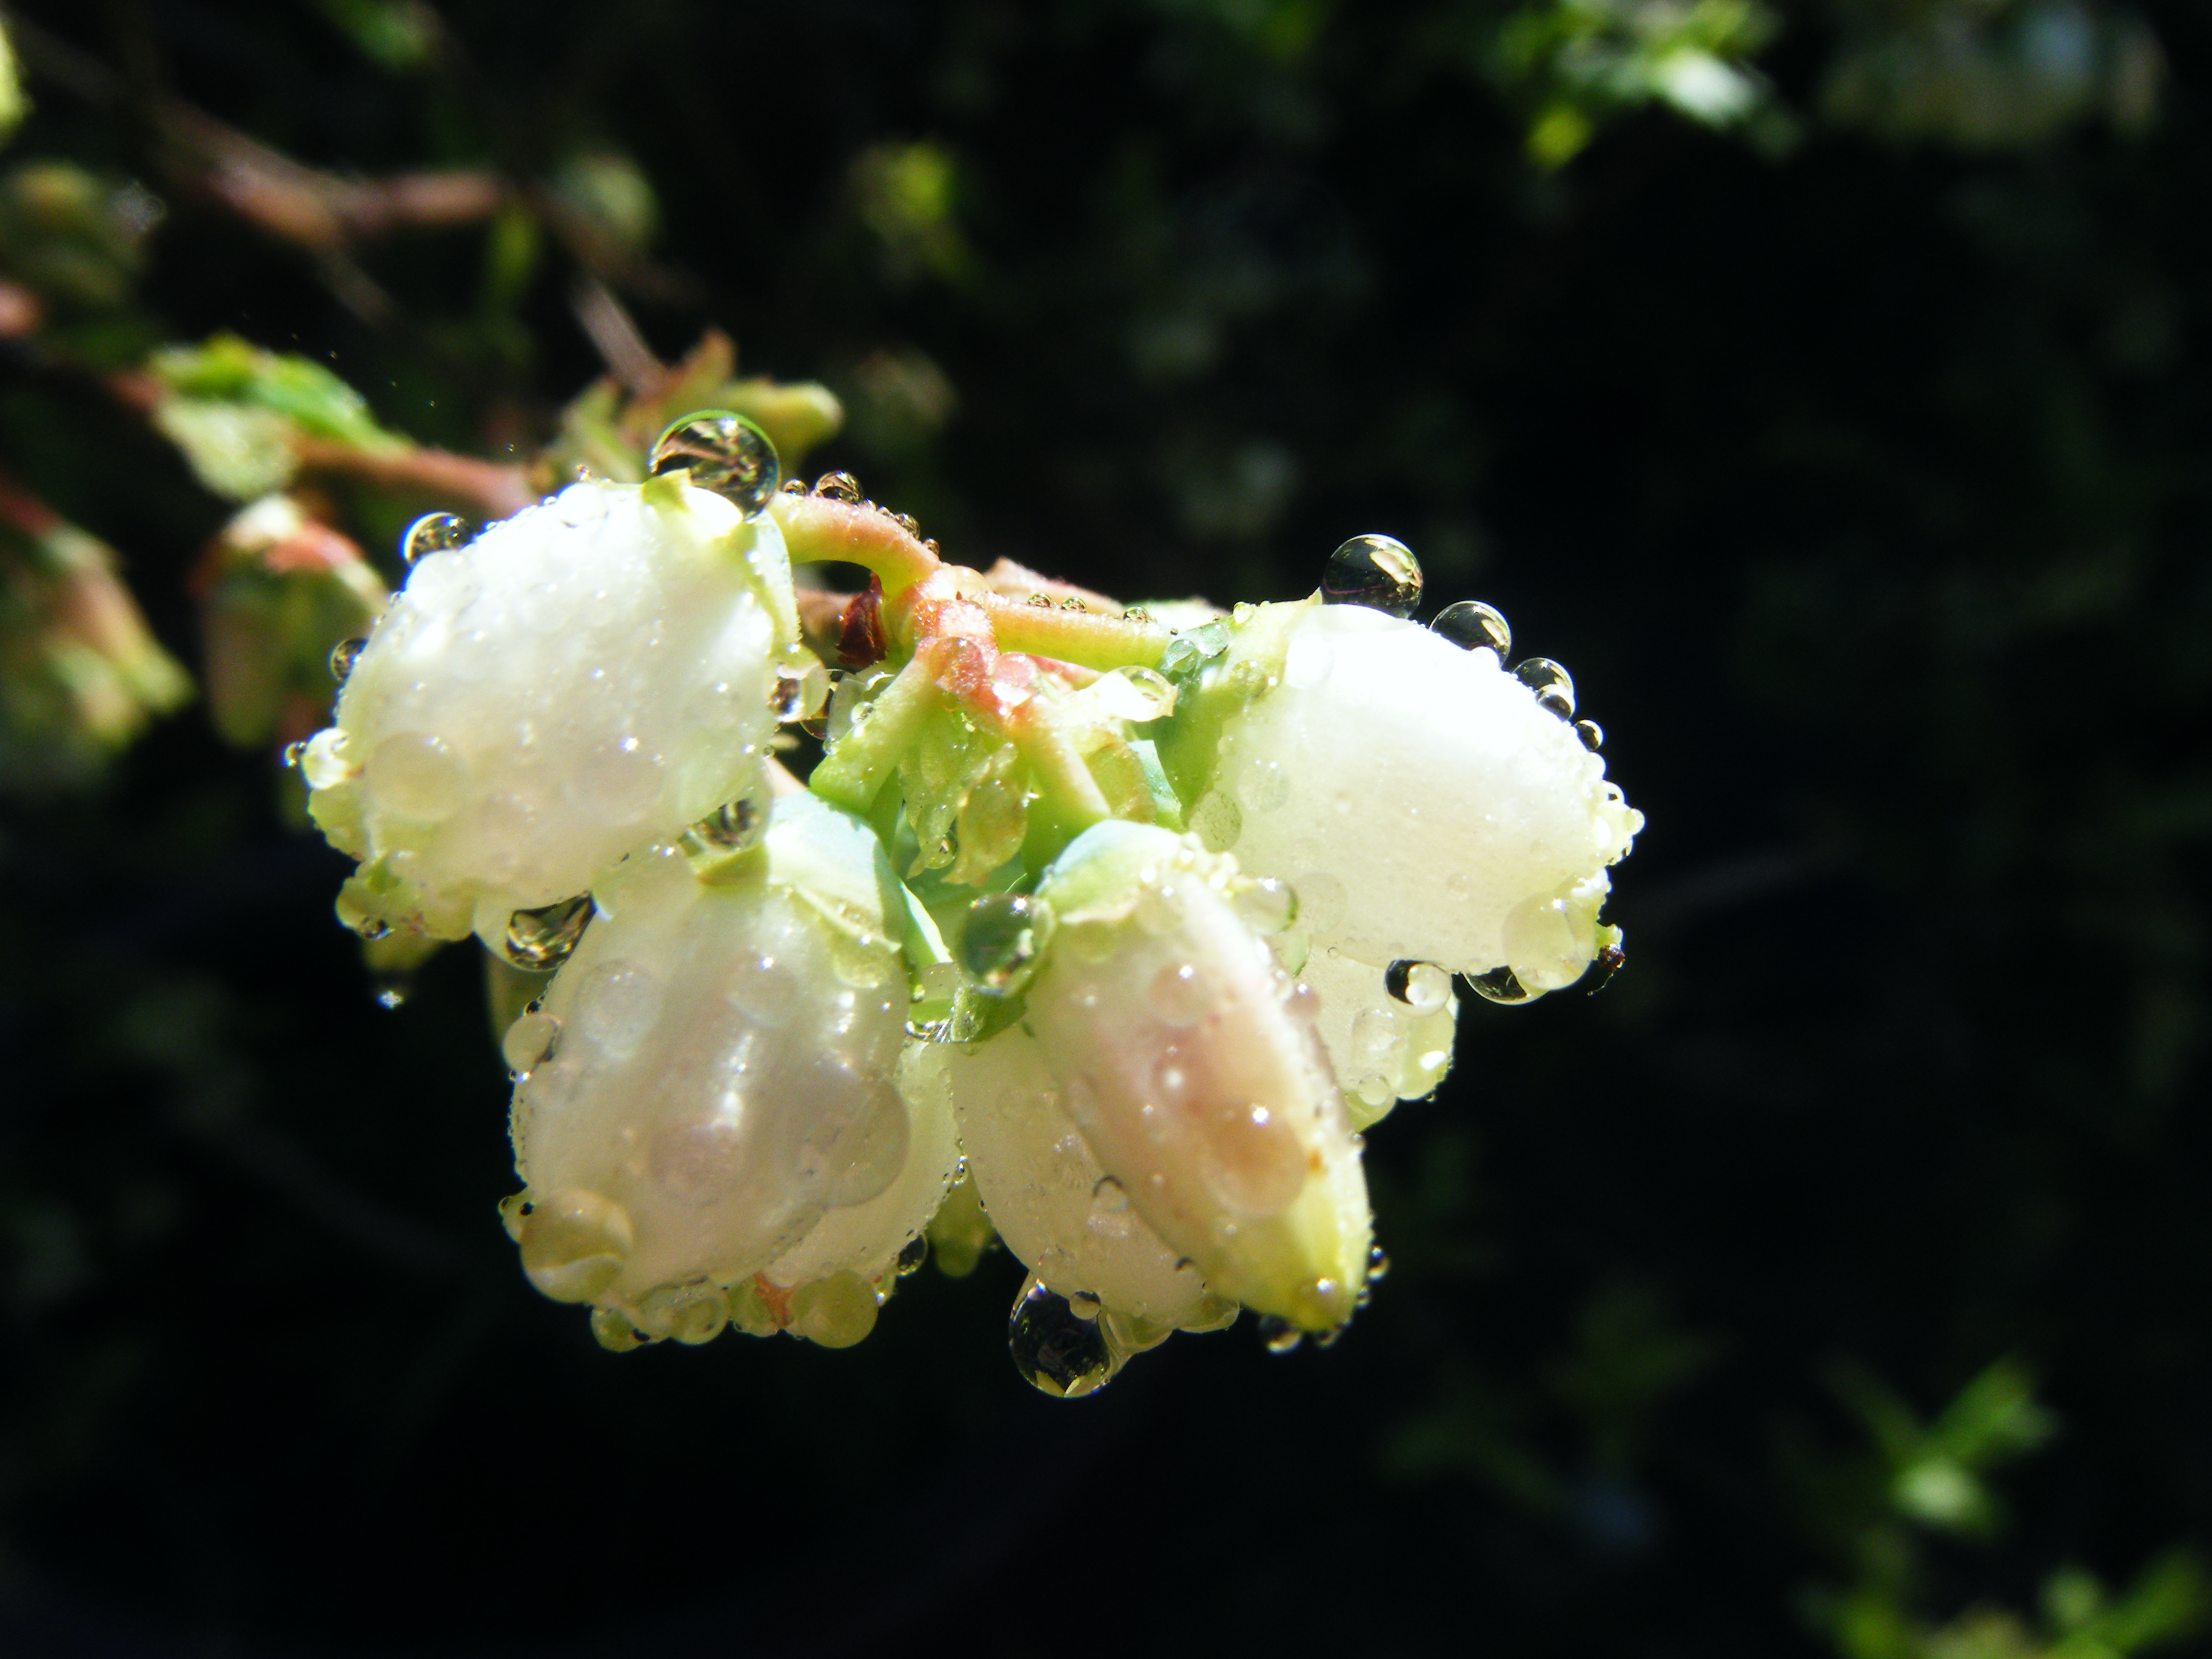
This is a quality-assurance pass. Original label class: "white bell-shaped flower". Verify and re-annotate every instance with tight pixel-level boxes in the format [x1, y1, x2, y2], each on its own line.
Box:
[306, 476, 796, 943]
[940, 1023, 1223, 1335]
[1171, 598, 1641, 990]
[1009, 821, 1371, 1332]
[502, 794, 943, 1345]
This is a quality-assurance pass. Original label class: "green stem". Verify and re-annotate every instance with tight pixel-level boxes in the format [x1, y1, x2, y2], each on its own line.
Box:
[806, 651, 943, 814]
[768, 494, 939, 597]
[1011, 699, 1113, 870]
[979, 595, 1171, 671]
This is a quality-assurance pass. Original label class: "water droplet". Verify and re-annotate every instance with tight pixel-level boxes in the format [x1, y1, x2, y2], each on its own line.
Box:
[789, 1272, 879, 1347]
[637, 1280, 730, 1346]
[1238, 758, 1292, 813]
[647, 411, 780, 512]
[771, 657, 832, 722]
[1009, 1276, 1114, 1398]
[1513, 657, 1575, 719]
[372, 981, 408, 1010]
[1091, 1175, 1129, 1213]
[1368, 1245, 1392, 1281]
[518, 1187, 632, 1304]
[1233, 876, 1296, 936]
[956, 893, 1051, 993]
[329, 637, 366, 683]
[300, 728, 357, 789]
[400, 511, 471, 566]
[505, 894, 594, 970]
[895, 1234, 929, 1276]
[1575, 718, 1604, 751]
[1430, 599, 1510, 658]
[1385, 959, 1452, 1014]
[281, 740, 306, 768]
[888, 508, 923, 538]
[1189, 790, 1243, 853]
[811, 471, 863, 503]
[688, 797, 762, 853]
[501, 1010, 561, 1074]
[589, 1308, 651, 1350]
[1321, 534, 1422, 618]
[778, 477, 807, 495]
[1466, 966, 1542, 1005]
[1257, 1315, 1304, 1354]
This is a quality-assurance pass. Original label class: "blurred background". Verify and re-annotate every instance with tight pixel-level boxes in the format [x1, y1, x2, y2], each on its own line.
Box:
[1, 1, 2208, 1654]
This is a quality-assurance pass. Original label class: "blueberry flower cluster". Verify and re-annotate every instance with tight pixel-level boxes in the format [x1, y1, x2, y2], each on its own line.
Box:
[299, 414, 1643, 1396]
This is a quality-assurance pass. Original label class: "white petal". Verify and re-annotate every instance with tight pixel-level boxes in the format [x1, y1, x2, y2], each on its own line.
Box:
[310, 479, 783, 939]
[1202, 603, 1640, 980]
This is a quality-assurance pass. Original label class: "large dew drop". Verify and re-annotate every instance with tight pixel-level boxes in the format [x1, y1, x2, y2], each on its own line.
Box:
[1009, 1275, 1115, 1398]
[648, 411, 780, 515]
[1429, 598, 1510, 659]
[400, 511, 471, 567]
[1321, 534, 1422, 618]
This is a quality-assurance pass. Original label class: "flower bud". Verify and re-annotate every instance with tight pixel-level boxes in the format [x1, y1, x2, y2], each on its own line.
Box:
[1163, 598, 1641, 990]
[1015, 821, 1371, 1331]
[940, 1023, 1219, 1332]
[504, 794, 924, 1339]
[195, 493, 384, 750]
[305, 477, 794, 943]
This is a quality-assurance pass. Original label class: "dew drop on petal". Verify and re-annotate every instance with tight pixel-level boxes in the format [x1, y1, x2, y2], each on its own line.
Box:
[647, 411, 780, 514]
[812, 471, 863, 503]
[957, 893, 1051, 993]
[1466, 965, 1541, 1006]
[687, 797, 763, 854]
[329, 637, 366, 684]
[791, 1272, 879, 1348]
[501, 1011, 560, 1074]
[1385, 959, 1453, 1014]
[1513, 657, 1576, 719]
[1321, 534, 1422, 618]
[569, 958, 661, 1061]
[1239, 758, 1292, 813]
[1257, 1315, 1304, 1354]
[517, 1188, 632, 1304]
[505, 894, 594, 970]
[400, 511, 472, 567]
[1575, 718, 1604, 751]
[1429, 599, 1511, 659]
[1009, 1276, 1114, 1399]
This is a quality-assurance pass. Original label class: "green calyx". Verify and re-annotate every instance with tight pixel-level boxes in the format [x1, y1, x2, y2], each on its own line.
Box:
[1151, 597, 1313, 806]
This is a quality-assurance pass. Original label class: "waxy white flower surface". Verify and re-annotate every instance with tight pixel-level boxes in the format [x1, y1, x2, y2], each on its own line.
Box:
[504, 795, 954, 1345]
[1184, 600, 1641, 991]
[1011, 822, 1372, 1332]
[944, 1023, 1222, 1333]
[295, 415, 1644, 1390]
[306, 477, 793, 943]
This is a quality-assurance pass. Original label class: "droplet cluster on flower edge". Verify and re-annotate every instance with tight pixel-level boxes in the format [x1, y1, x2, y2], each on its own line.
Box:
[296, 414, 1643, 1395]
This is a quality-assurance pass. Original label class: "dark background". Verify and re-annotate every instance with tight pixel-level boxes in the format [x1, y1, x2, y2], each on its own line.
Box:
[2, 1, 2208, 1654]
